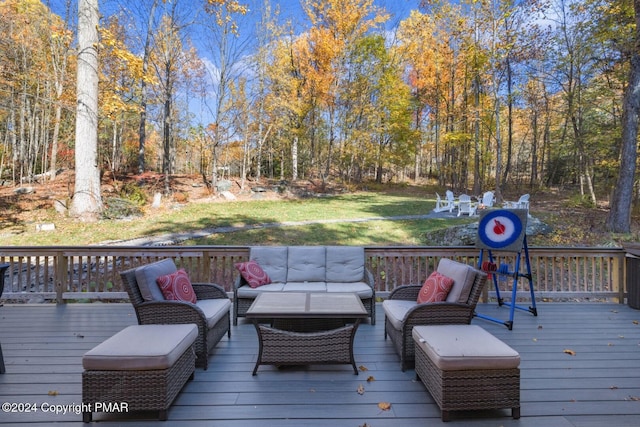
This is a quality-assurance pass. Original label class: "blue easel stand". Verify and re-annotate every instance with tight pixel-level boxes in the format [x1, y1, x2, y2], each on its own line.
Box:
[476, 236, 537, 330]
[474, 209, 538, 330]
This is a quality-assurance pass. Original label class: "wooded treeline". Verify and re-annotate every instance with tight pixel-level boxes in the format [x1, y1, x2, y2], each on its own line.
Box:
[0, 0, 635, 205]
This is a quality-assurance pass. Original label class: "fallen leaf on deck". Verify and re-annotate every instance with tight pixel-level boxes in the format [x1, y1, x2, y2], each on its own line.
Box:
[633, 320, 638, 325]
[48, 390, 58, 396]
[563, 349, 576, 356]
[628, 396, 640, 401]
[366, 376, 375, 382]
[358, 365, 368, 372]
[378, 402, 392, 411]
[357, 384, 365, 395]
[610, 386, 618, 389]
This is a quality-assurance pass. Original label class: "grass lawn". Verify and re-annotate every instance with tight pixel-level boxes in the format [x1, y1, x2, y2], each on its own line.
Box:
[3, 189, 464, 246]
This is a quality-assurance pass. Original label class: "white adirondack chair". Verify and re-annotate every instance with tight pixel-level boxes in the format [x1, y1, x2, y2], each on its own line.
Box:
[434, 192, 455, 213]
[481, 191, 495, 208]
[457, 194, 477, 217]
[504, 194, 530, 214]
[445, 190, 456, 212]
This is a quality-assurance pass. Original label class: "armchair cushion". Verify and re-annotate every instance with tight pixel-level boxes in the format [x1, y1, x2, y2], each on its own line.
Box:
[417, 271, 454, 304]
[438, 258, 476, 304]
[382, 300, 417, 330]
[134, 258, 176, 301]
[157, 269, 197, 303]
[235, 260, 271, 288]
[196, 299, 232, 329]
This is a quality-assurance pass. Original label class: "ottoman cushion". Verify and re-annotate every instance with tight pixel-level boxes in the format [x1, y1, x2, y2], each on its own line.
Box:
[82, 324, 198, 371]
[412, 324, 520, 371]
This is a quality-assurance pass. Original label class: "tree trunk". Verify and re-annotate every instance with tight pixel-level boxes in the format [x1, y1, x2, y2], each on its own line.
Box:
[138, 0, 158, 174]
[606, 1, 640, 232]
[69, 0, 102, 220]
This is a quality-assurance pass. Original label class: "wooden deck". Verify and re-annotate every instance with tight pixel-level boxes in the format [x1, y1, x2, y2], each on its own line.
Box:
[1, 302, 639, 426]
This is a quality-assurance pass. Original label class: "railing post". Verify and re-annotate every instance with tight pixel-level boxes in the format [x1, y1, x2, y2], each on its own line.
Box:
[55, 250, 67, 304]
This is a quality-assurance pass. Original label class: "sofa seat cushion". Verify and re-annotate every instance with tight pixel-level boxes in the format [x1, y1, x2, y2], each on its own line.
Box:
[382, 299, 417, 331]
[135, 258, 176, 302]
[326, 282, 373, 298]
[82, 324, 198, 371]
[438, 258, 476, 304]
[237, 283, 285, 298]
[326, 246, 365, 282]
[282, 282, 327, 292]
[287, 246, 326, 282]
[250, 247, 288, 283]
[196, 299, 231, 329]
[412, 325, 520, 371]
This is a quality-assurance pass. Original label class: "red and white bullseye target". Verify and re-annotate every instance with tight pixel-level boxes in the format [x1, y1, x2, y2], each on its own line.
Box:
[476, 209, 527, 251]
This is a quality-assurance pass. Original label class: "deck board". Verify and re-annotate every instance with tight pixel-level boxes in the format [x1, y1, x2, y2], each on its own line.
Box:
[0, 302, 639, 426]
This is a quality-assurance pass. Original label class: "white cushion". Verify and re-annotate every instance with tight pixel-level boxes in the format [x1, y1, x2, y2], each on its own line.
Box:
[282, 282, 327, 292]
[412, 325, 520, 370]
[382, 299, 417, 331]
[250, 247, 288, 283]
[82, 324, 198, 371]
[236, 283, 284, 298]
[196, 299, 231, 329]
[326, 246, 365, 282]
[134, 259, 176, 301]
[287, 246, 326, 282]
[326, 282, 373, 298]
[438, 258, 477, 304]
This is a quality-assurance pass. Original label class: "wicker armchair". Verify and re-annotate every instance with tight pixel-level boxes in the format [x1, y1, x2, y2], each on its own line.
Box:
[382, 259, 487, 371]
[120, 259, 231, 370]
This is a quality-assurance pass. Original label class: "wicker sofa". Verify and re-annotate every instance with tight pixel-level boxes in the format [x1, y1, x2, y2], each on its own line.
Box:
[382, 258, 488, 371]
[120, 259, 231, 370]
[233, 246, 376, 325]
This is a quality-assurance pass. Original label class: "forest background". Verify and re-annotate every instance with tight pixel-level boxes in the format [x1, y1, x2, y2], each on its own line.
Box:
[0, 0, 639, 235]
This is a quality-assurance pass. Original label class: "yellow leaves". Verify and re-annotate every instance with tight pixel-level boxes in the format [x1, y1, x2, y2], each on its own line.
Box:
[377, 402, 392, 411]
[563, 349, 576, 356]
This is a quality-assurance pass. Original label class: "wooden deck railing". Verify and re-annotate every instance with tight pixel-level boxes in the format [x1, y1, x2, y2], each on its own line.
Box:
[0, 246, 629, 304]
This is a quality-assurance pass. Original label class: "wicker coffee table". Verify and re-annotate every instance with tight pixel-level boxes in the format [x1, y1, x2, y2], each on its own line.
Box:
[246, 292, 368, 375]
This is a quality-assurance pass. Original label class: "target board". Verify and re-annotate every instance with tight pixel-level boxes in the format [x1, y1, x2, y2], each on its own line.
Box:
[476, 209, 528, 252]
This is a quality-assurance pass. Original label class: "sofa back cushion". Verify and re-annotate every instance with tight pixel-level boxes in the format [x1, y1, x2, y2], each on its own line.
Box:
[287, 246, 326, 282]
[134, 258, 176, 301]
[437, 258, 477, 304]
[326, 246, 365, 282]
[250, 246, 288, 283]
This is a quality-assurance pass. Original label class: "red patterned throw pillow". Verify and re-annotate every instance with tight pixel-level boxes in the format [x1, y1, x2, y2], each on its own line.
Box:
[235, 260, 271, 288]
[156, 269, 197, 303]
[417, 271, 454, 304]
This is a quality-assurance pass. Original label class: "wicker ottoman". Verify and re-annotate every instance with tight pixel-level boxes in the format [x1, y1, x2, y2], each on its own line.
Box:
[82, 324, 198, 422]
[413, 325, 520, 422]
